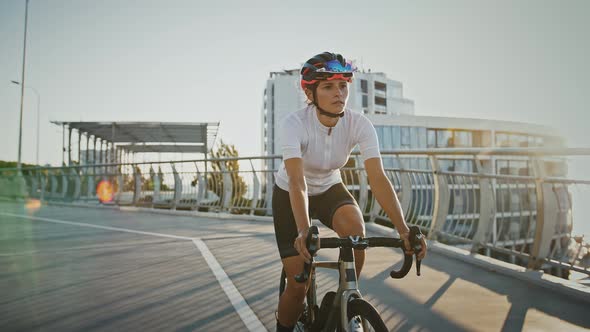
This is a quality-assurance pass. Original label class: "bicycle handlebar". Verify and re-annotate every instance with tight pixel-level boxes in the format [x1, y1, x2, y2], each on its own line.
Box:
[295, 225, 424, 283]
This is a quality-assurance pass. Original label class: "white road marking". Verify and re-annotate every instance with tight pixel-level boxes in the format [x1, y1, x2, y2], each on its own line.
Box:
[0, 211, 268, 331]
[0, 212, 193, 240]
[193, 239, 268, 332]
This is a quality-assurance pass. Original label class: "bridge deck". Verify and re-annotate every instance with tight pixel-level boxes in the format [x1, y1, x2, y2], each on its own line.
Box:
[0, 201, 588, 332]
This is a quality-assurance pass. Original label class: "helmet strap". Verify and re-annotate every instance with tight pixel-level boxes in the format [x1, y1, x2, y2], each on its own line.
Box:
[312, 87, 344, 118]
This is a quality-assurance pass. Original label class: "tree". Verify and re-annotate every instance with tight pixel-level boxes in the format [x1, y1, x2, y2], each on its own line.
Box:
[192, 140, 248, 209]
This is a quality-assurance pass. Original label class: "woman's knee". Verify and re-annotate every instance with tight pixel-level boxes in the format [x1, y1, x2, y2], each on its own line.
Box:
[332, 205, 365, 237]
[281, 256, 308, 301]
[284, 280, 307, 301]
[285, 281, 306, 298]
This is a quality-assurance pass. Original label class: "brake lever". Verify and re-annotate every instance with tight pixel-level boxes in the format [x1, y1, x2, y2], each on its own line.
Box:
[294, 226, 319, 283]
[409, 226, 423, 276]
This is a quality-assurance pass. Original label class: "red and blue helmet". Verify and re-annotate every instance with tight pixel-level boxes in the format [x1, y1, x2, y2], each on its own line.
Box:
[300, 52, 356, 89]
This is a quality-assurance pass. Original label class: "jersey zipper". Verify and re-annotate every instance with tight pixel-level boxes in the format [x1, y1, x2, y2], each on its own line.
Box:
[324, 128, 332, 169]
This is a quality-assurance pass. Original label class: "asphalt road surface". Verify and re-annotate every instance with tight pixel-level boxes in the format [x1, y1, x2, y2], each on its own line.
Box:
[1, 201, 589, 331]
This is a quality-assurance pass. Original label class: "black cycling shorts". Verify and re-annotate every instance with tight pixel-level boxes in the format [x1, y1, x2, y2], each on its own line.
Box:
[272, 182, 358, 259]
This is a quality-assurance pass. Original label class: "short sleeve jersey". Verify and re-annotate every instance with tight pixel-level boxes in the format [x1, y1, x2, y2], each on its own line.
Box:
[275, 105, 381, 195]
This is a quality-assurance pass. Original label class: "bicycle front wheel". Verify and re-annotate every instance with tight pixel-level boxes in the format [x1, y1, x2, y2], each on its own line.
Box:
[345, 298, 388, 332]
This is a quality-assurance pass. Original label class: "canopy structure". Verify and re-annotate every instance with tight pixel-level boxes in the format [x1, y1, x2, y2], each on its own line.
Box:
[51, 121, 219, 165]
[117, 144, 207, 154]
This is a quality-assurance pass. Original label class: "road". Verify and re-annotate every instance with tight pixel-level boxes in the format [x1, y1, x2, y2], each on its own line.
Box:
[0, 201, 588, 331]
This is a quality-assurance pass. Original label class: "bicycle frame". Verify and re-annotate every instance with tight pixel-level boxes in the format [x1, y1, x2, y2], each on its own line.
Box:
[305, 246, 368, 332]
[288, 226, 422, 331]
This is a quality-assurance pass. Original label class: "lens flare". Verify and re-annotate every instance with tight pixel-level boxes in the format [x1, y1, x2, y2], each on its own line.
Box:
[96, 180, 114, 203]
[25, 199, 42, 214]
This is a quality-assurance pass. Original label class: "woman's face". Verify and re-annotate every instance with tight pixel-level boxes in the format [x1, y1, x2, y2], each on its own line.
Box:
[308, 79, 349, 114]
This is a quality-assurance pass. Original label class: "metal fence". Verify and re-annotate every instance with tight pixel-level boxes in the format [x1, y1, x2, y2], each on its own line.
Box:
[1, 148, 588, 277]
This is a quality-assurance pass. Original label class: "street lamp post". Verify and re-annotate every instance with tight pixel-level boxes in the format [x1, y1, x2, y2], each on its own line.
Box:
[16, 0, 30, 171]
[11, 81, 40, 165]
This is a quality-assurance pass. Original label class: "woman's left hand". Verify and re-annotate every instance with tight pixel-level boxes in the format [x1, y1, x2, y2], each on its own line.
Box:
[400, 231, 428, 260]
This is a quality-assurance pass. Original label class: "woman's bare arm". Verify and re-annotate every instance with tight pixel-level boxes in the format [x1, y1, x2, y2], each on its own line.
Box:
[284, 157, 312, 261]
[364, 157, 427, 259]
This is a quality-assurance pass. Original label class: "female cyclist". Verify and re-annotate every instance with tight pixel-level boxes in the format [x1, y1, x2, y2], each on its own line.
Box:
[273, 51, 427, 332]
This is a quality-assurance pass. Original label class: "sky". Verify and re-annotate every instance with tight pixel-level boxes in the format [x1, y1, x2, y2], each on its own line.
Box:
[0, 1, 589, 233]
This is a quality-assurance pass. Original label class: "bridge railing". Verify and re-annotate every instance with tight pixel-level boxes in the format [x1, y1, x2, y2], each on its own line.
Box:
[1, 148, 588, 277]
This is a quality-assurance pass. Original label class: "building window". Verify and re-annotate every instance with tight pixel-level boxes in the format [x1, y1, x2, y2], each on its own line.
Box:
[362, 95, 368, 107]
[436, 130, 453, 148]
[428, 129, 478, 148]
[427, 129, 436, 148]
[496, 132, 531, 147]
[496, 159, 530, 175]
[454, 131, 472, 147]
[496, 133, 509, 147]
[439, 159, 454, 172]
[472, 131, 484, 147]
[438, 159, 474, 172]
[375, 126, 384, 148]
[374, 81, 386, 92]
[375, 96, 387, 106]
[383, 126, 393, 150]
[455, 160, 474, 173]
[361, 80, 368, 93]
[401, 127, 411, 147]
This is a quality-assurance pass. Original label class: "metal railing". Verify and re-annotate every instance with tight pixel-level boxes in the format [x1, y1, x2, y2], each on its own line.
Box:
[1, 148, 589, 278]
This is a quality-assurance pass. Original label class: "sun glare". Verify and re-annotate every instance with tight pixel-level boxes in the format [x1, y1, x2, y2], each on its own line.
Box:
[96, 180, 114, 203]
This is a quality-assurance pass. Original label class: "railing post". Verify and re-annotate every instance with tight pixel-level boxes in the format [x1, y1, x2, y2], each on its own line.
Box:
[471, 159, 495, 253]
[21, 173, 30, 197]
[151, 166, 161, 207]
[31, 174, 38, 197]
[30, 172, 39, 198]
[13, 172, 27, 200]
[355, 156, 369, 217]
[39, 172, 46, 201]
[250, 160, 260, 215]
[86, 167, 95, 201]
[428, 155, 449, 241]
[528, 158, 559, 270]
[71, 168, 81, 201]
[133, 166, 142, 206]
[172, 163, 182, 210]
[265, 171, 274, 216]
[60, 170, 68, 201]
[220, 162, 233, 212]
[395, 155, 413, 220]
[50, 172, 58, 199]
[196, 173, 205, 207]
[115, 167, 123, 205]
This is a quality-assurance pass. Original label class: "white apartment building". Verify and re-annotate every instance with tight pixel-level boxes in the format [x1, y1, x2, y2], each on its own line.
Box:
[261, 68, 564, 175]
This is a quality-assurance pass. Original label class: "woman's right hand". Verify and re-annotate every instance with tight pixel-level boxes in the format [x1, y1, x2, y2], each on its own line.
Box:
[294, 228, 312, 263]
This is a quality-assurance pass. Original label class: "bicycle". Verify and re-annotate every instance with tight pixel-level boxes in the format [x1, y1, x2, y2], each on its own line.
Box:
[278, 225, 424, 332]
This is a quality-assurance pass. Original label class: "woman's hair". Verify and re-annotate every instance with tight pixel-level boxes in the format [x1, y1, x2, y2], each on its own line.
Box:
[303, 82, 318, 105]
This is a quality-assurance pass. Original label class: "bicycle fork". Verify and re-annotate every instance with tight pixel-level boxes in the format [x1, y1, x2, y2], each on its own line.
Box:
[323, 247, 365, 332]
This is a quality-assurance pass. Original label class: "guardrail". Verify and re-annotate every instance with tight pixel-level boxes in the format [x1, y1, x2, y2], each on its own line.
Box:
[1, 148, 588, 278]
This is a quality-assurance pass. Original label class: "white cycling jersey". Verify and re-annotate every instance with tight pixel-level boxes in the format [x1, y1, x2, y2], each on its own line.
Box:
[275, 105, 381, 195]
